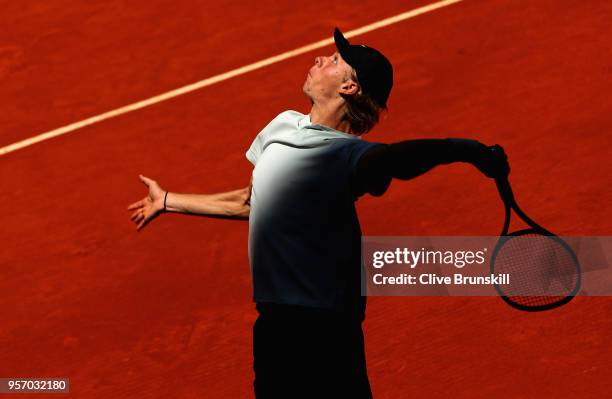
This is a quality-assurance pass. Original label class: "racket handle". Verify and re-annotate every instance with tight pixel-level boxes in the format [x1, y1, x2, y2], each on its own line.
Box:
[495, 177, 515, 205]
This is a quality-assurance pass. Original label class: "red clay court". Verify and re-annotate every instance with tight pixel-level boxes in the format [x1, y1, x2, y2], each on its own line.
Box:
[1, 0, 611, 397]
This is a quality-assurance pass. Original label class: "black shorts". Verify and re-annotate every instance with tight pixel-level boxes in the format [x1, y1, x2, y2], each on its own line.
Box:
[253, 302, 372, 399]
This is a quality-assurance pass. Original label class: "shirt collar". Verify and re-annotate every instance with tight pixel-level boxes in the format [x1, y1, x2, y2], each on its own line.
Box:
[299, 114, 362, 139]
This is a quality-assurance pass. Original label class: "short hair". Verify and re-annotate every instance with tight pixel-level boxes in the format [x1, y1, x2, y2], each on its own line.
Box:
[340, 69, 384, 135]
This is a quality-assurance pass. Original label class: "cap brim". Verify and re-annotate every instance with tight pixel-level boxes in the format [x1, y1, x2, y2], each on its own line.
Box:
[334, 28, 352, 63]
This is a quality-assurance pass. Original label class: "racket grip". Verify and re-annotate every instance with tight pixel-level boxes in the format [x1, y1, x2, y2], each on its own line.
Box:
[495, 177, 515, 204]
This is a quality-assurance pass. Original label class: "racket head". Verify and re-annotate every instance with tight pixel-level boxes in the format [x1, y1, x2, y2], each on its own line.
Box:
[490, 228, 581, 312]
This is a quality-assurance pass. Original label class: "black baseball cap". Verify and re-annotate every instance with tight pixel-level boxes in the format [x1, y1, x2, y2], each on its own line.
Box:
[334, 27, 393, 108]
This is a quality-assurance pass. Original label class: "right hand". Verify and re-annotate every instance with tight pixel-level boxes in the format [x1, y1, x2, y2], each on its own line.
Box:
[475, 144, 510, 179]
[127, 174, 166, 231]
[448, 138, 510, 179]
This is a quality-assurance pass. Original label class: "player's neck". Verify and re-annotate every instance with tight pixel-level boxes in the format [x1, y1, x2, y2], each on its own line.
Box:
[309, 101, 356, 135]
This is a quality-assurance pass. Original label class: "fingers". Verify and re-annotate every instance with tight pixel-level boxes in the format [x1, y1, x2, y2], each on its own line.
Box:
[130, 210, 145, 222]
[131, 208, 156, 231]
[129, 176, 159, 231]
[127, 198, 145, 210]
[136, 218, 146, 231]
[490, 144, 507, 160]
[134, 212, 148, 231]
[136, 215, 150, 231]
[492, 145, 510, 176]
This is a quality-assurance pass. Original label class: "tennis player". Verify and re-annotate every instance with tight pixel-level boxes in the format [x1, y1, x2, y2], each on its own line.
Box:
[128, 28, 509, 398]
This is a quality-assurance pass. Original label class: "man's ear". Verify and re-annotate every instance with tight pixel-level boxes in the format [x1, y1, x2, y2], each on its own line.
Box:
[339, 79, 359, 96]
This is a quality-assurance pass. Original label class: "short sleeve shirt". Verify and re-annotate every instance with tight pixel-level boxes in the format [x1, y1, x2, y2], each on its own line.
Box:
[246, 110, 384, 312]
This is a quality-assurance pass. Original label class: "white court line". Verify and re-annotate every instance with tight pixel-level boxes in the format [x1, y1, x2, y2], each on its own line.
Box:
[0, 0, 464, 156]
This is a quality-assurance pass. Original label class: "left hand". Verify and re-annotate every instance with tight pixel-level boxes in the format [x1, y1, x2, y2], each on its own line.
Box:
[127, 175, 166, 231]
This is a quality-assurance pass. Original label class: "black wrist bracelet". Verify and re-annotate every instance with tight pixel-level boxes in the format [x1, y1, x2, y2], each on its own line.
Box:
[164, 191, 169, 212]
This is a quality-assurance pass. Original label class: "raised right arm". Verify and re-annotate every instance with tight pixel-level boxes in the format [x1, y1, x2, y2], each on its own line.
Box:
[354, 139, 509, 197]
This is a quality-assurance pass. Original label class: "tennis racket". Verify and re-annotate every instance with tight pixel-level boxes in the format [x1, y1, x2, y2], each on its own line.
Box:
[490, 176, 581, 311]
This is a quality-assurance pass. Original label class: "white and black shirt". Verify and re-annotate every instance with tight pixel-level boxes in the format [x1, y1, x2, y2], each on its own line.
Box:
[246, 110, 384, 312]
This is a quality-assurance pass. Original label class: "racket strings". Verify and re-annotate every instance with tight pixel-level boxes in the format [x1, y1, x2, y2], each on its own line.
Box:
[493, 234, 579, 307]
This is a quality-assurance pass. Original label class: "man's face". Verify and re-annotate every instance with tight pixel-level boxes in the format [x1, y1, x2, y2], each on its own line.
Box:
[303, 51, 356, 103]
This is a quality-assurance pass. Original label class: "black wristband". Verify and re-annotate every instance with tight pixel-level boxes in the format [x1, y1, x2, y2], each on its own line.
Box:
[164, 191, 169, 212]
